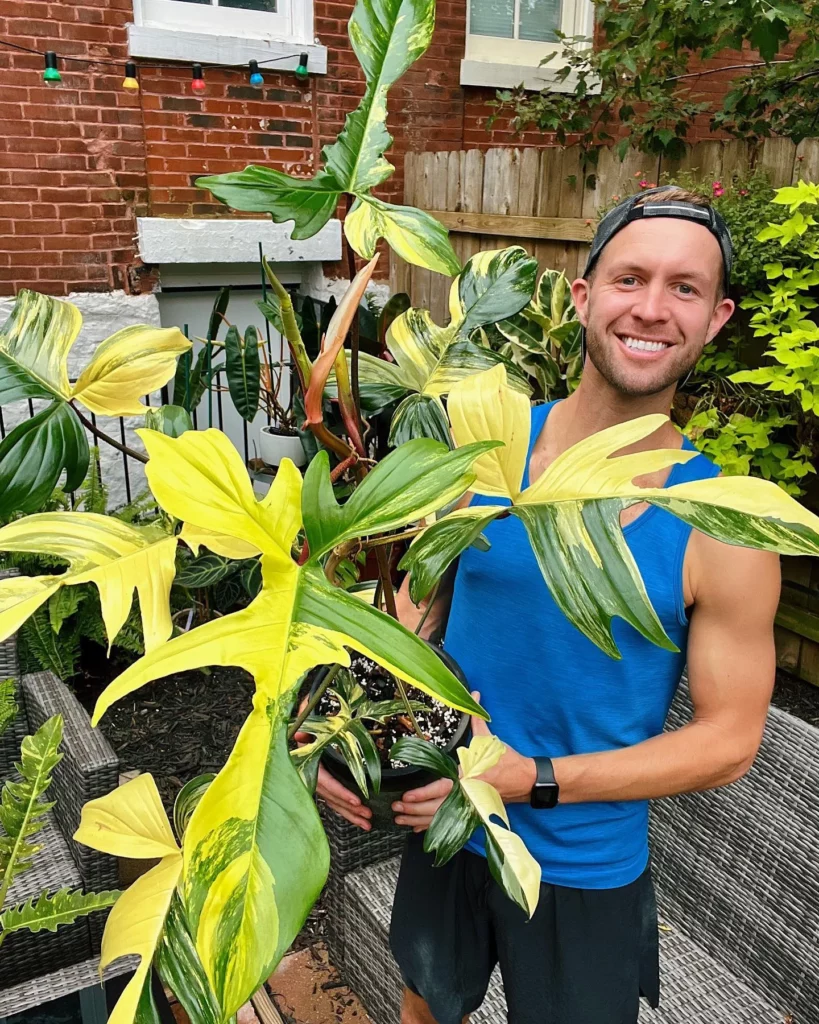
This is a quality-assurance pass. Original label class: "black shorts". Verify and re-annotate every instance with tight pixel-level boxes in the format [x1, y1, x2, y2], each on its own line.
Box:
[390, 833, 660, 1024]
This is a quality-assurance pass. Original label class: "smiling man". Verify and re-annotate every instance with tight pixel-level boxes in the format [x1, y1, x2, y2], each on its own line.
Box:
[317, 187, 782, 1024]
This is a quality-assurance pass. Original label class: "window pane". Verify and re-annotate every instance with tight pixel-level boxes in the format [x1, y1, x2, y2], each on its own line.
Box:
[470, 0, 513, 38]
[219, 0, 278, 10]
[174, 0, 212, 5]
[519, 0, 562, 42]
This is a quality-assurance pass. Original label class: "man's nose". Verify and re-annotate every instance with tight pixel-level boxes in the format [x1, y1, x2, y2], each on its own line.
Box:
[631, 281, 671, 323]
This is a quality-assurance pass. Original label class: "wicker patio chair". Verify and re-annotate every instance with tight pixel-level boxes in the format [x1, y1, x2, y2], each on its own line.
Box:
[334, 677, 819, 1024]
[0, 579, 120, 1005]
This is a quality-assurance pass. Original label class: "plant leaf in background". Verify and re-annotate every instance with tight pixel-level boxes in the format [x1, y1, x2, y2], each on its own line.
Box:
[0, 679, 16, 738]
[494, 268, 583, 400]
[0, 887, 120, 936]
[391, 734, 540, 916]
[196, 0, 459, 275]
[144, 405, 193, 438]
[0, 513, 177, 653]
[0, 290, 190, 517]
[0, 715, 63, 906]
[74, 773, 184, 1024]
[225, 325, 261, 423]
[342, 247, 535, 443]
[405, 364, 819, 658]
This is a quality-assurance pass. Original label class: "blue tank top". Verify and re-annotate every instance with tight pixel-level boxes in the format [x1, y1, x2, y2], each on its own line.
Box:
[443, 400, 720, 890]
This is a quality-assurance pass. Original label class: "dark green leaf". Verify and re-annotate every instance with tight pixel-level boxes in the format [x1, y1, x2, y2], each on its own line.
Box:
[225, 325, 261, 423]
[388, 393, 452, 447]
[0, 401, 89, 517]
[239, 558, 262, 599]
[156, 893, 222, 1024]
[302, 439, 501, 559]
[399, 506, 505, 603]
[207, 287, 230, 343]
[348, 719, 382, 795]
[456, 247, 538, 334]
[144, 404, 193, 438]
[196, 167, 341, 240]
[175, 553, 239, 589]
[390, 736, 459, 780]
[424, 782, 480, 865]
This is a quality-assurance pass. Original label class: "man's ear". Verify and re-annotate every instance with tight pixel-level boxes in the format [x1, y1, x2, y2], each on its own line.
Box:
[571, 277, 590, 327]
[706, 296, 735, 344]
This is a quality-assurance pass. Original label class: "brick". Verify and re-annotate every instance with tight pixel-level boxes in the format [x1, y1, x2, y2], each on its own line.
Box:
[162, 96, 200, 113]
[187, 114, 221, 129]
[252, 133, 284, 147]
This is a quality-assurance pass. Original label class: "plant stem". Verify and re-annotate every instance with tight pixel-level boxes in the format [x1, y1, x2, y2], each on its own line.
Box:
[414, 580, 440, 637]
[374, 544, 424, 739]
[287, 663, 342, 741]
[71, 405, 148, 464]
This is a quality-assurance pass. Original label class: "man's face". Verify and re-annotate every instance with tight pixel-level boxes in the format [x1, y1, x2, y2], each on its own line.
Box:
[571, 219, 735, 397]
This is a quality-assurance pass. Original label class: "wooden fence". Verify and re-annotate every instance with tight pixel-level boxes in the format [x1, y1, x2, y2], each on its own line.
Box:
[390, 138, 819, 324]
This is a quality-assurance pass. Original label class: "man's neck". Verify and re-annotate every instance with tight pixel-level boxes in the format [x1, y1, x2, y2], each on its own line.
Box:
[544, 361, 680, 457]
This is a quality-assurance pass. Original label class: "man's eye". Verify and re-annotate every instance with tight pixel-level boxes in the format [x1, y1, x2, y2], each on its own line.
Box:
[620, 276, 637, 286]
[678, 284, 695, 295]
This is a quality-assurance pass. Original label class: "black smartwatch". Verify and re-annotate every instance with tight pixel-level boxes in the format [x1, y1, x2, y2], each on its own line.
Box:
[530, 756, 559, 809]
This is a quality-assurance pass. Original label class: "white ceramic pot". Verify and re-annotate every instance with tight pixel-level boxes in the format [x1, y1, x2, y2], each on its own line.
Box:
[259, 426, 307, 468]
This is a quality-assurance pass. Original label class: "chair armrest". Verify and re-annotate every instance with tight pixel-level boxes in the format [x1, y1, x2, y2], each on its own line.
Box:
[22, 671, 120, 893]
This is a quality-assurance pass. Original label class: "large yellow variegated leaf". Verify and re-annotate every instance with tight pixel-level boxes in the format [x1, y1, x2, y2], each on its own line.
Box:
[0, 513, 176, 652]
[74, 773, 179, 861]
[72, 326, 191, 416]
[74, 774, 182, 1024]
[385, 309, 455, 392]
[101, 854, 182, 1024]
[448, 363, 530, 500]
[91, 559, 350, 724]
[180, 523, 261, 560]
[183, 693, 329, 1017]
[140, 429, 301, 565]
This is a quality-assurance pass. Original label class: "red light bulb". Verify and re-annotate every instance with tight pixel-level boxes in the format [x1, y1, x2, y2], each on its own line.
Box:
[191, 63, 206, 94]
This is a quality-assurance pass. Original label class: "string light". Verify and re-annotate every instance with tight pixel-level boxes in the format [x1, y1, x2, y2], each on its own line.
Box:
[122, 61, 139, 91]
[248, 59, 264, 87]
[191, 62, 206, 94]
[43, 51, 60, 85]
[3, 38, 309, 87]
[295, 52, 309, 81]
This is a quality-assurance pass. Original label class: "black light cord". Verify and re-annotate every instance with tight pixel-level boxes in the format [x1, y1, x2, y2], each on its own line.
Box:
[0, 37, 305, 72]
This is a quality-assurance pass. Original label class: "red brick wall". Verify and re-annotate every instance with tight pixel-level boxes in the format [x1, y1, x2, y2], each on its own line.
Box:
[0, 0, 765, 297]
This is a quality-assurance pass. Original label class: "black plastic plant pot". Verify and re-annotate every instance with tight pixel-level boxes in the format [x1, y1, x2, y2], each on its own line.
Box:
[308, 642, 471, 831]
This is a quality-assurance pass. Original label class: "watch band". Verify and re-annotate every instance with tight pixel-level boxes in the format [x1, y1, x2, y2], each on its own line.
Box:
[530, 756, 559, 809]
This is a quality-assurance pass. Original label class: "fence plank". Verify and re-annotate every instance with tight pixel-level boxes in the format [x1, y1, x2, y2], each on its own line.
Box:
[459, 148, 485, 271]
[410, 152, 434, 314]
[390, 153, 414, 296]
[429, 211, 595, 242]
[721, 139, 755, 182]
[758, 137, 796, 187]
[794, 138, 819, 183]
[428, 150, 451, 324]
[533, 147, 567, 273]
[662, 139, 724, 182]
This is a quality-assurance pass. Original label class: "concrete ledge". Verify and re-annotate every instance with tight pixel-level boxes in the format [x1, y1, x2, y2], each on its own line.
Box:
[127, 24, 327, 74]
[137, 217, 341, 264]
[460, 58, 599, 95]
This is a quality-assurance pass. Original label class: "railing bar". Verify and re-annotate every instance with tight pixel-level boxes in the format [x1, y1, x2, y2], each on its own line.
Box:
[119, 418, 132, 504]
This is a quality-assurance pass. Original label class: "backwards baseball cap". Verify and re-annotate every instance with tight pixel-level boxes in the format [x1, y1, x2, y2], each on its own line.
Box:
[583, 186, 734, 290]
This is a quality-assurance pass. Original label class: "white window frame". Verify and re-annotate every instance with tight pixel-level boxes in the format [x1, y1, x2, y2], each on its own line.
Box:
[461, 0, 596, 93]
[134, 0, 312, 44]
[128, 0, 327, 69]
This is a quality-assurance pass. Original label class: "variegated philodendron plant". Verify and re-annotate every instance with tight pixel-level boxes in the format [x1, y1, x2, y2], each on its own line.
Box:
[0, 350, 818, 1023]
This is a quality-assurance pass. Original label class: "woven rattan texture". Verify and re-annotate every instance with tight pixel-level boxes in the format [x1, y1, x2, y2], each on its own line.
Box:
[651, 683, 819, 1024]
[0, 953, 138, 1016]
[0, 815, 90, 990]
[0, 572, 26, 780]
[341, 856, 786, 1024]
[322, 805, 406, 966]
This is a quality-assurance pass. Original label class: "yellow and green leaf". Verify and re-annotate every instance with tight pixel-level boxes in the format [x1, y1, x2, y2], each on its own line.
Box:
[0, 513, 176, 652]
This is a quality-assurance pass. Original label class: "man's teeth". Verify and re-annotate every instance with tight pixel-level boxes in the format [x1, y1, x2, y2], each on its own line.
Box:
[622, 336, 670, 352]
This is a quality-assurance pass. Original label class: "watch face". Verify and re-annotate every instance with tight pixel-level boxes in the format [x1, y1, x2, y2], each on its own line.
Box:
[531, 782, 559, 809]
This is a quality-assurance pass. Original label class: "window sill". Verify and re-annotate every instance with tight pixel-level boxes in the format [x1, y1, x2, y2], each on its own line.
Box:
[127, 24, 328, 74]
[137, 217, 341, 264]
[460, 58, 598, 95]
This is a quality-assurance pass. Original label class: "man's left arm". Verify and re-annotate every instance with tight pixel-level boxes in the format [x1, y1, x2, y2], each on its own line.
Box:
[524, 537, 781, 805]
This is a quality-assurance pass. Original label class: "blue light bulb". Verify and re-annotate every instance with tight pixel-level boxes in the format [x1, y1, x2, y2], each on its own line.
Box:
[248, 60, 263, 87]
